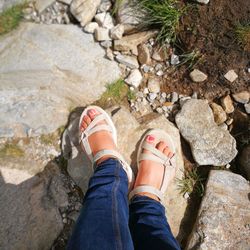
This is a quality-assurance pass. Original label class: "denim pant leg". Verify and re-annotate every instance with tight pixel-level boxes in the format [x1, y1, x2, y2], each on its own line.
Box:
[67, 158, 134, 250]
[129, 196, 181, 250]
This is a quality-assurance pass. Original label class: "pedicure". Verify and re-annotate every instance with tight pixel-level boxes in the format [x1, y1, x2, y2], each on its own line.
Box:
[147, 135, 155, 142]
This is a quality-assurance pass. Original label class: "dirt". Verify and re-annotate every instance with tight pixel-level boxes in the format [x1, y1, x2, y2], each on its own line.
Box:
[162, 0, 250, 100]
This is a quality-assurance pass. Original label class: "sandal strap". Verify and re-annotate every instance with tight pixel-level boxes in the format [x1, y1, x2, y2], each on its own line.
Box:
[93, 149, 125, 163]
[129, 185, 164, 202]
[142, 143, 169, 161]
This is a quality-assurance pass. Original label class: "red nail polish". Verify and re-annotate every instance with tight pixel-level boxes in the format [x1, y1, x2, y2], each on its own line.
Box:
[147, 135, 155, 142]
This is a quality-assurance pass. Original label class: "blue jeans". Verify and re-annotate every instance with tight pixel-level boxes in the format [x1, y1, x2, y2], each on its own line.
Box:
[67, 158, 180, 250]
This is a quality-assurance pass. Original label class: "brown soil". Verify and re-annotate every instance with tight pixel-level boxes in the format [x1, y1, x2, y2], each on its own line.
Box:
[163, 0, 250, 100]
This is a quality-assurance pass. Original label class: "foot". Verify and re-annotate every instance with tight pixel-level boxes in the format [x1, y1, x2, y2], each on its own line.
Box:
[80, 109, 116, 165]
[133, 135, 175, 201]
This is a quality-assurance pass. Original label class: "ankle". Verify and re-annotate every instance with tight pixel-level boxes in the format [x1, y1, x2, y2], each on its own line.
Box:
[136, 192, 160, 202]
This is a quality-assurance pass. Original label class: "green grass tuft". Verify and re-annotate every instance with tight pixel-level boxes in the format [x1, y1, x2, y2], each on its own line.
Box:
[178, 49, 202, 69]
[235, 23, 250, 51]
[177, 168, 205, 197]
[0, 143, 25, 158]
[133, 0, 185, 43]
[0, 3, 26, 36]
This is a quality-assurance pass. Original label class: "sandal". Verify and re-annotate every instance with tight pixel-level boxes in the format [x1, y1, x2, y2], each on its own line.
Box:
[79, 105, 134, 188]
[129, 129, 176, 203]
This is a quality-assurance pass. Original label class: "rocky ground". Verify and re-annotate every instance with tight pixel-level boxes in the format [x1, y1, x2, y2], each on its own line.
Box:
[0, 0, 249, 249]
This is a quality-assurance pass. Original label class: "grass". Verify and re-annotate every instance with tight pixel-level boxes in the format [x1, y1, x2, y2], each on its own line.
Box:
[0, 3, 27, 36]
[40, 126, 65, 145]
[235, 23, 250, 51]
[177, 168, 205, 197]
[178, 50, 202, 69]
[132, 0, 185, 43]
[0, 143, 25, 158]
[95, 79, 131, 108]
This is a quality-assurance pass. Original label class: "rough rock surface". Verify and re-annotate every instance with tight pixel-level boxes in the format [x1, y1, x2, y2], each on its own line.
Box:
[35, 0, 55, 13]
[0, 23, 120, 138]
[186, 170, 250, 250]
[0, 161, 69, 250]
[175, 99, 237, 166]
[70, 0, 101, 27]
[0, 0, 25, 13]
[62, 106, 188, 238]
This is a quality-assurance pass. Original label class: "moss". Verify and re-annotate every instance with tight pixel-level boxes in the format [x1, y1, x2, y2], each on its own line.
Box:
[0, 143, 25, 158]
[0, 3, 27, 36]
[95, 79, 129, 108]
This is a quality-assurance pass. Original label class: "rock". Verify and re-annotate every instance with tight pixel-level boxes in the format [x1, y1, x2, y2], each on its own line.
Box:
[94, 27, 111, 41]
[95, 12, 114, 29]
[35, 0, 54, 13]
[232, 91, 250, 104]
[62, 106, 188, 238]
[138, 44, 151, 65]
[238, 145, 250, 180]
[115, 54, 139, 69]
[196, 0, 209, 4]
[98, 0, 111, 12]
[170, 54, 180, 65]
[221, 95, 234, 114]
[0, 23, 120, 138]
[152, 46, 169, 62]
[171, 92, 179, 103]
[125, 69, 142, 88]
[110, 24, 124, 40]
[116, 0, 140, 34]
[156, 70, 164, 76]
[210, 103, 227, 125]
[189, 69, 208, 82]
[105, 48, 114, 60]
[0, 162, 69, 249]
[114, 31, 157, 53]
[187, 170, 250, 249]
[148, 93, 157, 101]
[147, 77, 160, 93]
[224, 70, 238, 83]
[70, 0, 101, 27]
[175, 99, 238, 166]
[84, 22, 99, 33]
[244, 103, 250, 114]
[219, 123, 228, 130]
[100, 40, 112, 48]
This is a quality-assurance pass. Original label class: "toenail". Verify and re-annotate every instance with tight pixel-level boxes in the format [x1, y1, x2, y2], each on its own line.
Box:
[89, 109, 96, 115]
[147, 135, 155, 142]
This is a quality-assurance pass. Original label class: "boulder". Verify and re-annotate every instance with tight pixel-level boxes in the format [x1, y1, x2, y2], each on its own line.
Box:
[70, 0, 101, 27]
[62, 106, 188, 239]
[186, 170, 250, 250]
[0, 23, 120, 138]
[0, 161, 69, 250]
[175, 99, 238, 166]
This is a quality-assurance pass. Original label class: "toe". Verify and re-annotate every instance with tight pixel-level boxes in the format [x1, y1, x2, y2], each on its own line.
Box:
[88, 109, 100, 120]
[83, 115, 91, 125]
[143, 135, 155, 153]
[157, 141, 167, 152]
[80, 121, 88, 131]
[163, 146, 171, 156]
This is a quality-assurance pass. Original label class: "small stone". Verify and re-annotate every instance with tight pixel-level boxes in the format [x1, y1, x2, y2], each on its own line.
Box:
[152, 46, 169, 61]
[62, 218, 67, 224]
[224, 70, 238, 83]
[156, 107, 163, 114]
[192, 92, 198, 99]
[94, 27, 111, 41]
[232, 91, 250, 104]
[210, 103, 227, 125]
[161, 92, 167, 98]
[125, 69, 142, 88]
[95, 12, 114, 29]
[143, 88, 149, 95]
[98, 0, 112, 12]
[171, 92, 178, 103]
[196, 0, 209, 4]
[190, 69, 208, 82]
[116, 54, 139, 69]
[170, 54, 180, 65]
[226, 118, 233, 126]
[244, 103, 250, 114]
[68, 211, 79, 222]
[84, 22, 99, 33]
[110, 24, 124, 40]
[138, 44, 151, 65]
[155, 63, 163, 71]
[147, 77, 160, 93]
[247, 68, 250, 73]
[141, 64, 150, 73]
[105, 48, 114, 60]
[219, 123, 228, 131]
[148, 93, 157, 101]
[183, 192, 190, 199]
[100, 40, 112, 48]
[156, 70, 164, 76]
[221, 95, 234, 114]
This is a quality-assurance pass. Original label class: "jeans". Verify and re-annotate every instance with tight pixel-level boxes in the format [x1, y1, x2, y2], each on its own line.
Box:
[67, 158, 180, 250]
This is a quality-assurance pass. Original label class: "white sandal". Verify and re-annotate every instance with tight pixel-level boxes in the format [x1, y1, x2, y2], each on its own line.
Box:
[129, 129, 176, 203]
[79, 105, 134, 188]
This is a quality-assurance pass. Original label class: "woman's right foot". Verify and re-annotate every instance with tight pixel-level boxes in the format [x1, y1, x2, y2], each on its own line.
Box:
[133, 134, 176, 201]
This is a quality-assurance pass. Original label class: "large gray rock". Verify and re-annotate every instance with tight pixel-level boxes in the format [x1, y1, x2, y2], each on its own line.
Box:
[70, 0, 101, 27]
[62, 106, 188, 238]
[175, 99, 237, 166]
[0, 23, 120, 138]
[0, 161, 69, 250]
[0, 0, 25, 13]
[186, 170, 250, 250]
